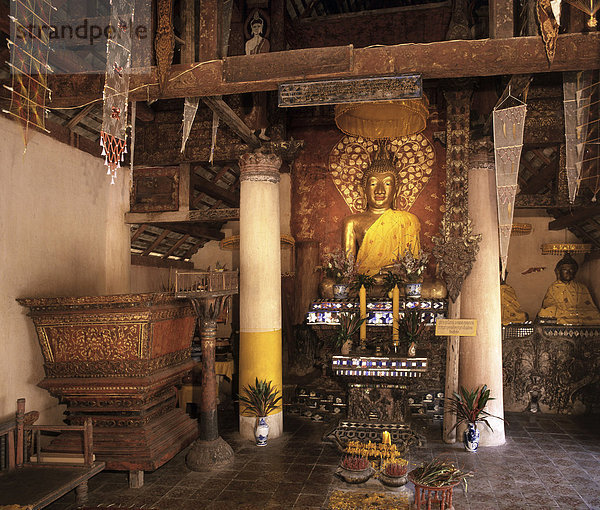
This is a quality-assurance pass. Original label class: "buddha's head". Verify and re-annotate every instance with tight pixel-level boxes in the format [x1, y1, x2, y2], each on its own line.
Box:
[250, 13, 264, 36]
[555, 252, 578, 283]
[361, 145, 398, 211]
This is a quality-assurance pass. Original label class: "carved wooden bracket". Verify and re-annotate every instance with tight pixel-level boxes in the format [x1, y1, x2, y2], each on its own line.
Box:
[155, 0, 175, 95]
[432, 88, 481, 302]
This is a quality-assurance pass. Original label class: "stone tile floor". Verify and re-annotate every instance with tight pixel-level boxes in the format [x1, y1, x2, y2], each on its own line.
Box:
[47, 410, 600, 509]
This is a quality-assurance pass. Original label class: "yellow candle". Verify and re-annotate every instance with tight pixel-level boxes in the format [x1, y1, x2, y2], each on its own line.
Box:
[392, 284, 399, 343]
[360, 284, 367, 342]
[382, 431, 391, 445]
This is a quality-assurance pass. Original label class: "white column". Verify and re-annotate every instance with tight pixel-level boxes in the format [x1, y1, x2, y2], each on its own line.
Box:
[459, 148, 506, 446]
[238, 152, 283, 440]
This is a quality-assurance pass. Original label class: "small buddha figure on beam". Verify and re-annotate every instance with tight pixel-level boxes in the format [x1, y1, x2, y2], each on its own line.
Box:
[538, 253, 600, 325]
[342, 145, 421, 276]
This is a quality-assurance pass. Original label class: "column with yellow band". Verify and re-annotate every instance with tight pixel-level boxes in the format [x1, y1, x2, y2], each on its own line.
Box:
[238, 152, 283, 440]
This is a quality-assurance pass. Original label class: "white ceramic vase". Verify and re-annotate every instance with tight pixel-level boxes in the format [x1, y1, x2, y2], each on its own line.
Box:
[255, 417, 269, 447]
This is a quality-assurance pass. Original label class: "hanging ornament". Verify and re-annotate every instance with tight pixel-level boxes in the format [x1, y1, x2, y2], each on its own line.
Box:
[493, 95, 527, 279]
[3, 0, 55, 149]
[101, 0, 135, 183]
[181, 97, 199, 153]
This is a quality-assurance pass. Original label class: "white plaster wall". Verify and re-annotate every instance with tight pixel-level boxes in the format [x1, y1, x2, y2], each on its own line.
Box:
[578, 256, 600, 309]
[130, 265, 174, 293]
[506, 211, 584, 320]
[0, 116, 130, 423]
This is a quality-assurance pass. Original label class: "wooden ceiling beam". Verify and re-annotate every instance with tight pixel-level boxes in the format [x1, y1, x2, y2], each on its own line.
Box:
[65, 104, 96, 130]
[47, 32, 600, 107]
[142, 230, 170, 255]
[548, 206, 600, 230]
[519, 154, 559, 194]
[130, 224, 148, 242]
[152, 222, 225, 241]
[202, 97, 261, 148]
[125, 208, 240, 223]
[191, 172, 239, 207]
[163, 234, 191, 258]
[132, 254, 194, 269]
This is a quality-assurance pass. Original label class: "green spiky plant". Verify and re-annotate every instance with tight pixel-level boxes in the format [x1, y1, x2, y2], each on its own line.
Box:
[350, 273, 376, 294]
[238, 378, 282, 417]
[446, 385, 505, 433]
[382, 271, 403, 296]
[398, 309, 424, 344]
[333, 312, 367, 350]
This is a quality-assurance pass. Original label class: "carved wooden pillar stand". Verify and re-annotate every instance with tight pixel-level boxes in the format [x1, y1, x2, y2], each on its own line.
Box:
[185, 292, 236, 471]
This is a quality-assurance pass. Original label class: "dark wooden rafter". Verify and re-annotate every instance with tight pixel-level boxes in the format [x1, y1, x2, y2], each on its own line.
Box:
[152, 222, 225, 240]
[163, 234, 191, 258]
[131, 254, 193, 269]
[142, 230, 170, 255]
[202, 97, 261, 148]
[570, 223, 600, 249]
[131, 224, 148, 242]
[520, 152, 559, 194]
[47, 32, 600, 108]
[548, 206, 600, 230]
[65, 104, 96, 130]
[191, 171, 239, 207]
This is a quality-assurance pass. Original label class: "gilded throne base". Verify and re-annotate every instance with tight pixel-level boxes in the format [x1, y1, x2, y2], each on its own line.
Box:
[18, 293, 199, 471]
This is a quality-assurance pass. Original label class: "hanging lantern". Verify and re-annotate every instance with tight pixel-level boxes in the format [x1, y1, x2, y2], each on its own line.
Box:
[334, 97, 429, 140]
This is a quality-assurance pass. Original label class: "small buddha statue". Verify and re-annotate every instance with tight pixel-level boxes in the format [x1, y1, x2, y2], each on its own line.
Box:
[500, 272, 528, 325]
[537, 253, 600, 325]
[342, 145, 421, 276]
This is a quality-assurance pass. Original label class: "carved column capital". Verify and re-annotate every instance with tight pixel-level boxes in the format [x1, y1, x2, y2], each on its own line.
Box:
[470, 138, 495, 171]
[239, 152, 282, 183]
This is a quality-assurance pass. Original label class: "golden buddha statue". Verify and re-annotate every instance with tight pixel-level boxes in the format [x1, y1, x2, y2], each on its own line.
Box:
[342, 145, 421, 276]
[500, 272, 528, 325]
[538, 253, 600, 325]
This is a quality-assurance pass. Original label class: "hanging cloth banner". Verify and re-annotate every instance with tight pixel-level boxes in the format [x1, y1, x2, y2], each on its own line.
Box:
[493, 103, 527, 279]
[101, 0, 134, 184]
[563, 71, 592, 203]
[4, 0, 55, 149]
[181, 97, 200, 153]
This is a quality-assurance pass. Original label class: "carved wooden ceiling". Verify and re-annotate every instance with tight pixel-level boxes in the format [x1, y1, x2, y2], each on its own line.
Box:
[0, 0, 598, 266]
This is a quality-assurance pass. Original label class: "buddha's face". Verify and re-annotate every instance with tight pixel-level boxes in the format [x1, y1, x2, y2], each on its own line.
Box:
[251, 22, 263, 36]
[365, 172, 396, 211]
[558, 264, 576, 283]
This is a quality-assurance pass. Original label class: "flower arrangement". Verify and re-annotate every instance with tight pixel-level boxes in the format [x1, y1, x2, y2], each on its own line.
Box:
[323, 250, 356, 284]
[394, 249, 429, 283]
[237, 378, 282, 418]
[409, 457, 472, 491]
[340, 455, 370, 471]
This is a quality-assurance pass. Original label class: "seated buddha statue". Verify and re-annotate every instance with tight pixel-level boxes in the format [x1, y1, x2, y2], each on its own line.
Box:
[342, 146, 421, 276]
[538, 253, 600, 325]
[500, 273, 528, 325]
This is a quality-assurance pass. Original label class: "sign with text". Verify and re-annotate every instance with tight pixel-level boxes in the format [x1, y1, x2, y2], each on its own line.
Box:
[435, 319, 477, 337]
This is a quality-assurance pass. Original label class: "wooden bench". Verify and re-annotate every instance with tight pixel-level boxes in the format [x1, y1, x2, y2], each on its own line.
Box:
[0, 398, 105, 509]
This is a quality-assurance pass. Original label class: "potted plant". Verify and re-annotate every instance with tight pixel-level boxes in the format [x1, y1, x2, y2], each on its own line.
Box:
[238, 378, 282, 447]
[335, 455, 374, 484]
[398, 309, 424, 357]
[445, 385, 505, 452]
[333, 312, 366, 355]
[382, 270, 403, 298]
[350, 272, 376, 296]
[379, 459, 409, 487]
[408, 457, 472, 510]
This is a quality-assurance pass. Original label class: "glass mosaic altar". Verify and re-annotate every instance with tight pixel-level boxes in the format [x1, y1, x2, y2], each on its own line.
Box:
[306, 299, 447, 326]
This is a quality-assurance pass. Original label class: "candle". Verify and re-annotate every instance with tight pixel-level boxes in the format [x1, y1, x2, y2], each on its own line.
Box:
[360, 284, 367, 344]
[382, 430, 391, 445]
[392, 284, 399, 344]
